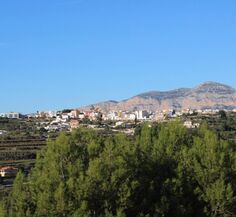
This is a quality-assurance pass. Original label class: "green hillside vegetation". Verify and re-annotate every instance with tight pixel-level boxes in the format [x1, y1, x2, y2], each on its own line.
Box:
[1, 121, 236, 217]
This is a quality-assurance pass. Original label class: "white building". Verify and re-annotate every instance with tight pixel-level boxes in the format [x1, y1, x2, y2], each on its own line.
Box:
[127, 113, 136, 121]
[105, 111, 120, 121]
[78, 113, 85, 119]
[47, 111, 57, 118]
[135, 110, 149, 120]
[61, 114, 70, 120]
[184, 121, 200, 129]
[0, 112, 21, 119]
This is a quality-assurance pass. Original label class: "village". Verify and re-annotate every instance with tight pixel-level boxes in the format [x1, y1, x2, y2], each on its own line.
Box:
[1, 107, 236, 134]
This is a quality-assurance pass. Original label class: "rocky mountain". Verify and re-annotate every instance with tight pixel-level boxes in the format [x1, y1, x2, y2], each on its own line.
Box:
[80, 82, 236, 112]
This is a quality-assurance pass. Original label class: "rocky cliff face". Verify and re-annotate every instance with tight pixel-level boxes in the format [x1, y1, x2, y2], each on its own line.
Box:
[81, 82, 236, 111]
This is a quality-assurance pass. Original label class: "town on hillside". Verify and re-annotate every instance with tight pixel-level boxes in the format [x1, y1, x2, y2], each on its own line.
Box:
[1, 108, 236, 134]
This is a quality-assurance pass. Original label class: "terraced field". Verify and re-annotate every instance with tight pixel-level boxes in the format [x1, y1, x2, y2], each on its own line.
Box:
[0, 138, 46, 160]
[0, 138, 47, 189]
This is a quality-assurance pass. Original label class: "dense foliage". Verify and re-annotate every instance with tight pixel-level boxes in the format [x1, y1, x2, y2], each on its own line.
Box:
[2, 121, 236, 217]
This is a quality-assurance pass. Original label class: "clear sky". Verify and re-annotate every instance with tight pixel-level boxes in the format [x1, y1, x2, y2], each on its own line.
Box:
[0, 0, 236, 113]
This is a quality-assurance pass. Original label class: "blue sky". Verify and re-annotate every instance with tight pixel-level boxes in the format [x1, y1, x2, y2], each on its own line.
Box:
[0, 0, 236, 113]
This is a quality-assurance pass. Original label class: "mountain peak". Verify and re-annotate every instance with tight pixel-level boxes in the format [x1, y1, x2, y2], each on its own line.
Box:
[194, 81, 235, 94]
[199, 81, 231, 86]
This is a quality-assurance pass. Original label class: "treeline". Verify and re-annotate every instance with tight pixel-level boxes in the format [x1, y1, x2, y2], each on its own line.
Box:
[1, 121, 236, 217]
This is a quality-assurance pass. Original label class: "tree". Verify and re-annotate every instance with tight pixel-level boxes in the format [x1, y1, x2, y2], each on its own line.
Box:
[7, 123, 236, 217]
[8, 171, 30, 217]
[0, 201, 6, 217]
[188, 124, 236, 217]
[219, 110, 227, 120]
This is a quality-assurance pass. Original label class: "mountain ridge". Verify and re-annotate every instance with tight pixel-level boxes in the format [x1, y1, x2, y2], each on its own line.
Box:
[80, 81, 236, 112]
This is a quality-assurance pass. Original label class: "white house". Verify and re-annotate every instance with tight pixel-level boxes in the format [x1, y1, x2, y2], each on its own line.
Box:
[0, 112, 21, 119]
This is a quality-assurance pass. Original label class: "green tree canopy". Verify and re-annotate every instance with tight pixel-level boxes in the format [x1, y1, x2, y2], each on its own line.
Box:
[4, 122, 236, 217]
